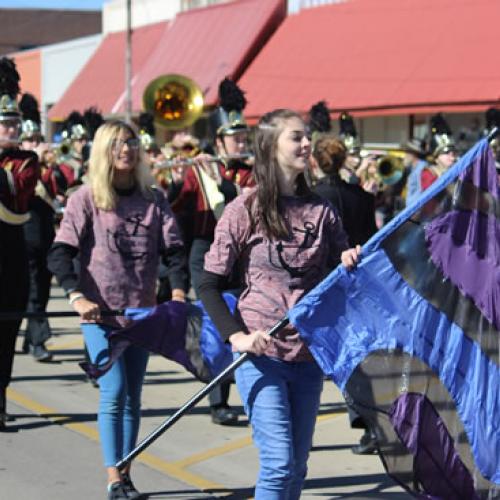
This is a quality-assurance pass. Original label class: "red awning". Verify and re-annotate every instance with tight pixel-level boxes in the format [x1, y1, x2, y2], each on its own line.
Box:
[48, 21, 166, 121]
[130, 0, 285, 110]
[49, 0, 285, 121]
[240, 0, 500, 119]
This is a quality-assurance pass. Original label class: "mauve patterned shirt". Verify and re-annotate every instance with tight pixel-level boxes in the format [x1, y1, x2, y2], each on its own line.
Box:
[55, 185, 183, 327]
[204, 190, 349, 362]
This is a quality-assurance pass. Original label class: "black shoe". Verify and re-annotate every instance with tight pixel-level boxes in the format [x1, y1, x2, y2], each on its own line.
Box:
[85, 375, 99, 388]
[31, 344, 52, 362]
[108, 482, 129, 500]
[122, 473, 141, 499]
[22, 339, 30, 354]
[351, 430, 377, 455]
[211, 406, 238, 426]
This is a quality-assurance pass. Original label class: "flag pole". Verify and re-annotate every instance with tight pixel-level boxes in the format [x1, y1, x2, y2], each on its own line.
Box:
[487, 126, 498, 141]
[0, 310, 125, 321]
[116, 316, 290, 470]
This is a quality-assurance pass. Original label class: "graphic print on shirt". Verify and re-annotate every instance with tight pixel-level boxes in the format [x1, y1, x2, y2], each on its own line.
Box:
[268, 221, 321, 279]
[106, 213, 151, 261]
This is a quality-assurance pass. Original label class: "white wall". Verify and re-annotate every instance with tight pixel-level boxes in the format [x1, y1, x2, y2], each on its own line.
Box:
[103, 0, 182, 33]
[102, 0, 238, 33]
[41, 34, 102, 132]
[288, 0, 346, 15]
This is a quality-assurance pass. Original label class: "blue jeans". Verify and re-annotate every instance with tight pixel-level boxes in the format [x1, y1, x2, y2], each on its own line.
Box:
[234, 354, 324, 500]
[82, 323, 149, 467]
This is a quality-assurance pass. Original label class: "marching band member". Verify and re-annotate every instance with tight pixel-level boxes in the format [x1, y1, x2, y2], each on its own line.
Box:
[312, 134, 377, 250]
[138, 111, 164, 177]
[310, 133, 378, 454]
[402, 138, 428, 206]
[304, 100, 332, 187]
[156, 131, 200, 304]
[158, 130, 200, 193]
[421, 114, 457, 191]
[338, 112, 363, 185]
[169, 78, 254, 426]
[59, 111, 89, 186]
[0, 58, 39, 428]
[18, 93, 56, 361]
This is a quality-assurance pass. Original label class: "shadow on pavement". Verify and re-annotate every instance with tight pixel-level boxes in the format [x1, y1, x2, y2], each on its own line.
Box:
[302, 472, 410, 498]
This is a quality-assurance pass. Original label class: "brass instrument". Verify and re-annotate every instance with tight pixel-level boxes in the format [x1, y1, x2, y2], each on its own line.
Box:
[53, 140, 72, 162]
[376, 155, 405, 185]
[143, 74, 204, 130]
[153, 153, 253, 170]
[359, 144, 406, 188]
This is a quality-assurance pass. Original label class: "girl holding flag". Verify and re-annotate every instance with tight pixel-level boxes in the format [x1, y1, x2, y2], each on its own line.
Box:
[199, 108, 360, 499]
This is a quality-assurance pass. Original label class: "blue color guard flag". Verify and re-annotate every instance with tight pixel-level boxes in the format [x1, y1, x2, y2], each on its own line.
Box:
[289, 139, 499, 499]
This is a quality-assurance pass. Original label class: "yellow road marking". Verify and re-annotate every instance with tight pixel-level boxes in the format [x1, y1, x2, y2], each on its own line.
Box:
[47, 339, 84, 351]
[316, 409, 346, 422]
[174, 436, 253, 467]
[7, 388, 100, 441]
[7, 387, 347, 492]
[7, 387, 225, 492]
[175, 409, 347, 468]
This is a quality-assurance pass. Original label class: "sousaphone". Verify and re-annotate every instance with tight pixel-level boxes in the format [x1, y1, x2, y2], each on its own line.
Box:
[143, 74, 204, 130]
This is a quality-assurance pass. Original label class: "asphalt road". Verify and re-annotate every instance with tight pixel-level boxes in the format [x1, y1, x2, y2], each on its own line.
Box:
[0, 286, 410, 499]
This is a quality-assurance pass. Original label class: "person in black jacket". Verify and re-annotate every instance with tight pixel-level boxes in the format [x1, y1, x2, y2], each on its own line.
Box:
[19, 93, 54, 361]
[311, 134, 377, 247]
[311, 134, 378, 455]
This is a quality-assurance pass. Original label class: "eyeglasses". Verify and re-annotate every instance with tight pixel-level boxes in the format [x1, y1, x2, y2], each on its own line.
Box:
[112, 137, 141, 152]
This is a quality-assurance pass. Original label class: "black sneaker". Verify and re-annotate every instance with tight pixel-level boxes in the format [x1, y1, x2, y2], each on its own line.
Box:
[211, 406, 238, 426]
[108, 482, 129, 500]
[122, 473, 141, 499]
[351, 429, 377, 455]
[31, 344, 52, 362]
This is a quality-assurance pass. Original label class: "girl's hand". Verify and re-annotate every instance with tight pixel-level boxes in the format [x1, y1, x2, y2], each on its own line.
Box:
[341, 245, 361, 270]
[71, 296, 101, 322]
[229, 330, 271, 356]
[362, 178, 380, 195]
[171, 289, 186, 302]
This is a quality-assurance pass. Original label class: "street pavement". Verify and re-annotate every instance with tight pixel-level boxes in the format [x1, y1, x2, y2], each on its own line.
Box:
[1, 286, 411, 499]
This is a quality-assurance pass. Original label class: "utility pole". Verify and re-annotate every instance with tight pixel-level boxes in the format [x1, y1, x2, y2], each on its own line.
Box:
[125, 0, 132, 123]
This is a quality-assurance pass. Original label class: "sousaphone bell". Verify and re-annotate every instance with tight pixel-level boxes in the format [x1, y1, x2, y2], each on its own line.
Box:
[143, 74, 204, 130]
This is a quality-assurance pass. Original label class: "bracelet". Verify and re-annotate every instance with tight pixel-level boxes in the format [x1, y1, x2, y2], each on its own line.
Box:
[69, 293, 85, 306]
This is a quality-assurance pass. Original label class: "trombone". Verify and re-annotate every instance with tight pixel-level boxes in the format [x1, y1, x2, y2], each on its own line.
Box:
[153, 153, 253, 170]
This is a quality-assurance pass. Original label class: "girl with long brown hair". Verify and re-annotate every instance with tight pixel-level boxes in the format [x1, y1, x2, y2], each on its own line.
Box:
[199, 109, 360, 499]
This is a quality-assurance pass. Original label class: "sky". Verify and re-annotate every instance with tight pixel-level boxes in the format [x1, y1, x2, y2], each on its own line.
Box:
[0, 0, 106, 9]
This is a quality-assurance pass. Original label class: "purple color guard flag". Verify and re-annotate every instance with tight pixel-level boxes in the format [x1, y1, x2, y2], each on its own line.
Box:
[80, 296, 235, 383]
[289, 139, 499, 499]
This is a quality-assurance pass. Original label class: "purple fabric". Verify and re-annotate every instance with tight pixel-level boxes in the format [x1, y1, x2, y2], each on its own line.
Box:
[80, 301, 194, 379]
[425, 149, 500, 330]
[459, 145, 498, 197]
[390, 393, 479, 500]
